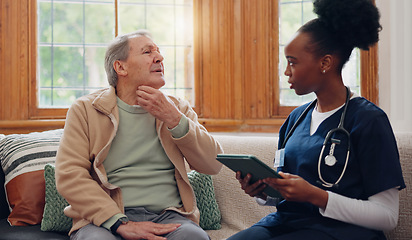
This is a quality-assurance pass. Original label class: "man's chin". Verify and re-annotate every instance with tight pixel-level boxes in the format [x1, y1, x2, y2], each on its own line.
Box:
[152, 80, 166, 90]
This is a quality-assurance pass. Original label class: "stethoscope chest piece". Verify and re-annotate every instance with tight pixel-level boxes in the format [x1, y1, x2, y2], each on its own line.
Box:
[324, 138, 340, 167]
[325, 155, 337, 166]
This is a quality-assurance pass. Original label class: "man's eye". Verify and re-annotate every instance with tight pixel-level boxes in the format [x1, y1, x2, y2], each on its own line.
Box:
[144, 50, 151, 54]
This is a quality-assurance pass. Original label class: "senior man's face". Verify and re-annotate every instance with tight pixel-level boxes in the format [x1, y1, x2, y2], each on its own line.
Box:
[123, 36, 165, 89]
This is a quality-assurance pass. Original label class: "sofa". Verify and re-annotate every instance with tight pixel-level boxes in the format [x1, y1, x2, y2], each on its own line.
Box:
[0, 130, 411, 240]
[208, 133, 412, 240]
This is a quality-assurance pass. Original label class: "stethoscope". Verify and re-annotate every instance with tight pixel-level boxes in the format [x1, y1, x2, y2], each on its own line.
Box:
[281, 86, 351, 188]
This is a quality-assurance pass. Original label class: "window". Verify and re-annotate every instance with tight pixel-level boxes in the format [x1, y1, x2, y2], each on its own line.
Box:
[36, 0, 194, 108]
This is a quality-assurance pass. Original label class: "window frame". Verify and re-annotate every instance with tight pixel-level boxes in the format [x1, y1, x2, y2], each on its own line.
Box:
[0, 0, 378, 134]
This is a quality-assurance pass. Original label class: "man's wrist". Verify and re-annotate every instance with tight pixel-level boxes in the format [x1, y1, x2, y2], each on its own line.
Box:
[110, 216, 129, 235]
[168, 114, 189, 138]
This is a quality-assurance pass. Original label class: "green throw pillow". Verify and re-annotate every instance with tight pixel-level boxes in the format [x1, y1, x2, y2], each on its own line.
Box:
[187, 170, 221, 230]
[41, 164, 72, 232]
[40, 166, 220, 231]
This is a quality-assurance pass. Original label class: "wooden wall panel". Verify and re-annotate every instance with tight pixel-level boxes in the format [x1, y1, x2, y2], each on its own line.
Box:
[0, 0, 30, 121]
[195, 0, 280, 132]
[361, 46, 379, 105]
[195, 0, 241, 120]
[243, 0, 277, 119]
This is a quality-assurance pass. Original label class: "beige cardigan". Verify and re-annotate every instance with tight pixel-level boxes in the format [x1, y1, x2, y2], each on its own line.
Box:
[55, 87, 223, 234]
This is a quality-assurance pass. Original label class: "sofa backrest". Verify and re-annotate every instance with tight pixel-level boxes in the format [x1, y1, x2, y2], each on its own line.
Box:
[211, 134, 278, 236]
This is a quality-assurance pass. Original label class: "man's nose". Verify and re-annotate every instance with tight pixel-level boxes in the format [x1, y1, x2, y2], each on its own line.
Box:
[154, 52, 164, 63]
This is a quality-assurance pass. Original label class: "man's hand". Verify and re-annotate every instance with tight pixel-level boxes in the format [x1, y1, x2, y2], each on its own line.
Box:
[117, 221, 181, 240]
[136, 86, 182, 129]
[236, 171, 268, 200]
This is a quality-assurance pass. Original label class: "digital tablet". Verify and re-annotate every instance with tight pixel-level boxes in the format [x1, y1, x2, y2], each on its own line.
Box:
[216, 154, 283, 198]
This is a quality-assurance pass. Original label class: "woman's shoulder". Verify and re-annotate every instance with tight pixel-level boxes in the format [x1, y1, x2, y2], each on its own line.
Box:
[349, 97, 387, 119]
[347, 97, 393, 132]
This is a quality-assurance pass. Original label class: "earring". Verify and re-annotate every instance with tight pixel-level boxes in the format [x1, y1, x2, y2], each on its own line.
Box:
[322, 70, 326, 74]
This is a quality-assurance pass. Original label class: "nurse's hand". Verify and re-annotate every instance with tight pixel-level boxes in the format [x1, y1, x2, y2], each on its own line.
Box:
[236, 171, 268, 200]
[263, 172, 328, 209]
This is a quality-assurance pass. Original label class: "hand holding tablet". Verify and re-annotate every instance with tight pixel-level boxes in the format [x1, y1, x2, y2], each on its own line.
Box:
[216, 154, 283, 198]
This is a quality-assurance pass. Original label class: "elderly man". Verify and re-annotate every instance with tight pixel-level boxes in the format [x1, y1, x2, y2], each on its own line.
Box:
[55, 30, 223, 240]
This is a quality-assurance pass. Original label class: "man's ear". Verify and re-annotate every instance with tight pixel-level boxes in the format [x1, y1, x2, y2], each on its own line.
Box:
[320, 55, 332, 74]
[114, 60, 128, 77]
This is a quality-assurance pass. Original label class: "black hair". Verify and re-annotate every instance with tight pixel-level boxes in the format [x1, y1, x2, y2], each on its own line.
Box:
[298, 0, 382, 70]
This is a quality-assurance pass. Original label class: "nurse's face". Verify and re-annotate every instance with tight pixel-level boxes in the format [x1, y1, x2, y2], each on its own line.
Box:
[283, 32, 323, 96]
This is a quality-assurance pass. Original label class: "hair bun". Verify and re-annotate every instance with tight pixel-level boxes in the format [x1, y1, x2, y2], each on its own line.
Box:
[313, 0, 382, 50]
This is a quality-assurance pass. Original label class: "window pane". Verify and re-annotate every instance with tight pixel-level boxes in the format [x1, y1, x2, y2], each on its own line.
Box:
[120, 0, 146, 3]
[53, 46, 83, 87]
[342, 49, 361, 94]
[175, 4, 193, 46]
[53, 2, 83, 43]
[280, 3, 304, 44]
[84, 47, 109, 88]
[176, 46, 194, 103]
[118, 3, 146, 33]
[40, 89, 91, 108]
[38, 46, 52, 87]
[85, 3, 115, 43]
[38, 2, 52, 43]
[161, 46, 176, 89]
[302, 1, 316, 23]
[146, 5, 175, 45]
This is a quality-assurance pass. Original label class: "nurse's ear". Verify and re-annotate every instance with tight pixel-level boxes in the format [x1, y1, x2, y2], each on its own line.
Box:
[319, 54, 333, 74]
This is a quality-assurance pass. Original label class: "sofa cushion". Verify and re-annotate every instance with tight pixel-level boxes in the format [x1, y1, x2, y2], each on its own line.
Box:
[41, 164, 72, 232]
[0, 129, 63, 226]
[187, 170, 221, 230]
[0, 218, 69, 240]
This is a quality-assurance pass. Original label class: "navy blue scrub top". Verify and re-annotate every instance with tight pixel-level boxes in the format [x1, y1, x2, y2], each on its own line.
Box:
[255, 97, 406, 240]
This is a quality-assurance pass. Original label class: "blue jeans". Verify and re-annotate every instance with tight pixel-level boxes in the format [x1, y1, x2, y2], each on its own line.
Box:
[70, 207, 209, 240]
[227, 225, 335, 240]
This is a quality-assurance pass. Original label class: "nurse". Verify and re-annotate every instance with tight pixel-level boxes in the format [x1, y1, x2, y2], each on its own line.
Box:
[227, 0, 405, 239]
